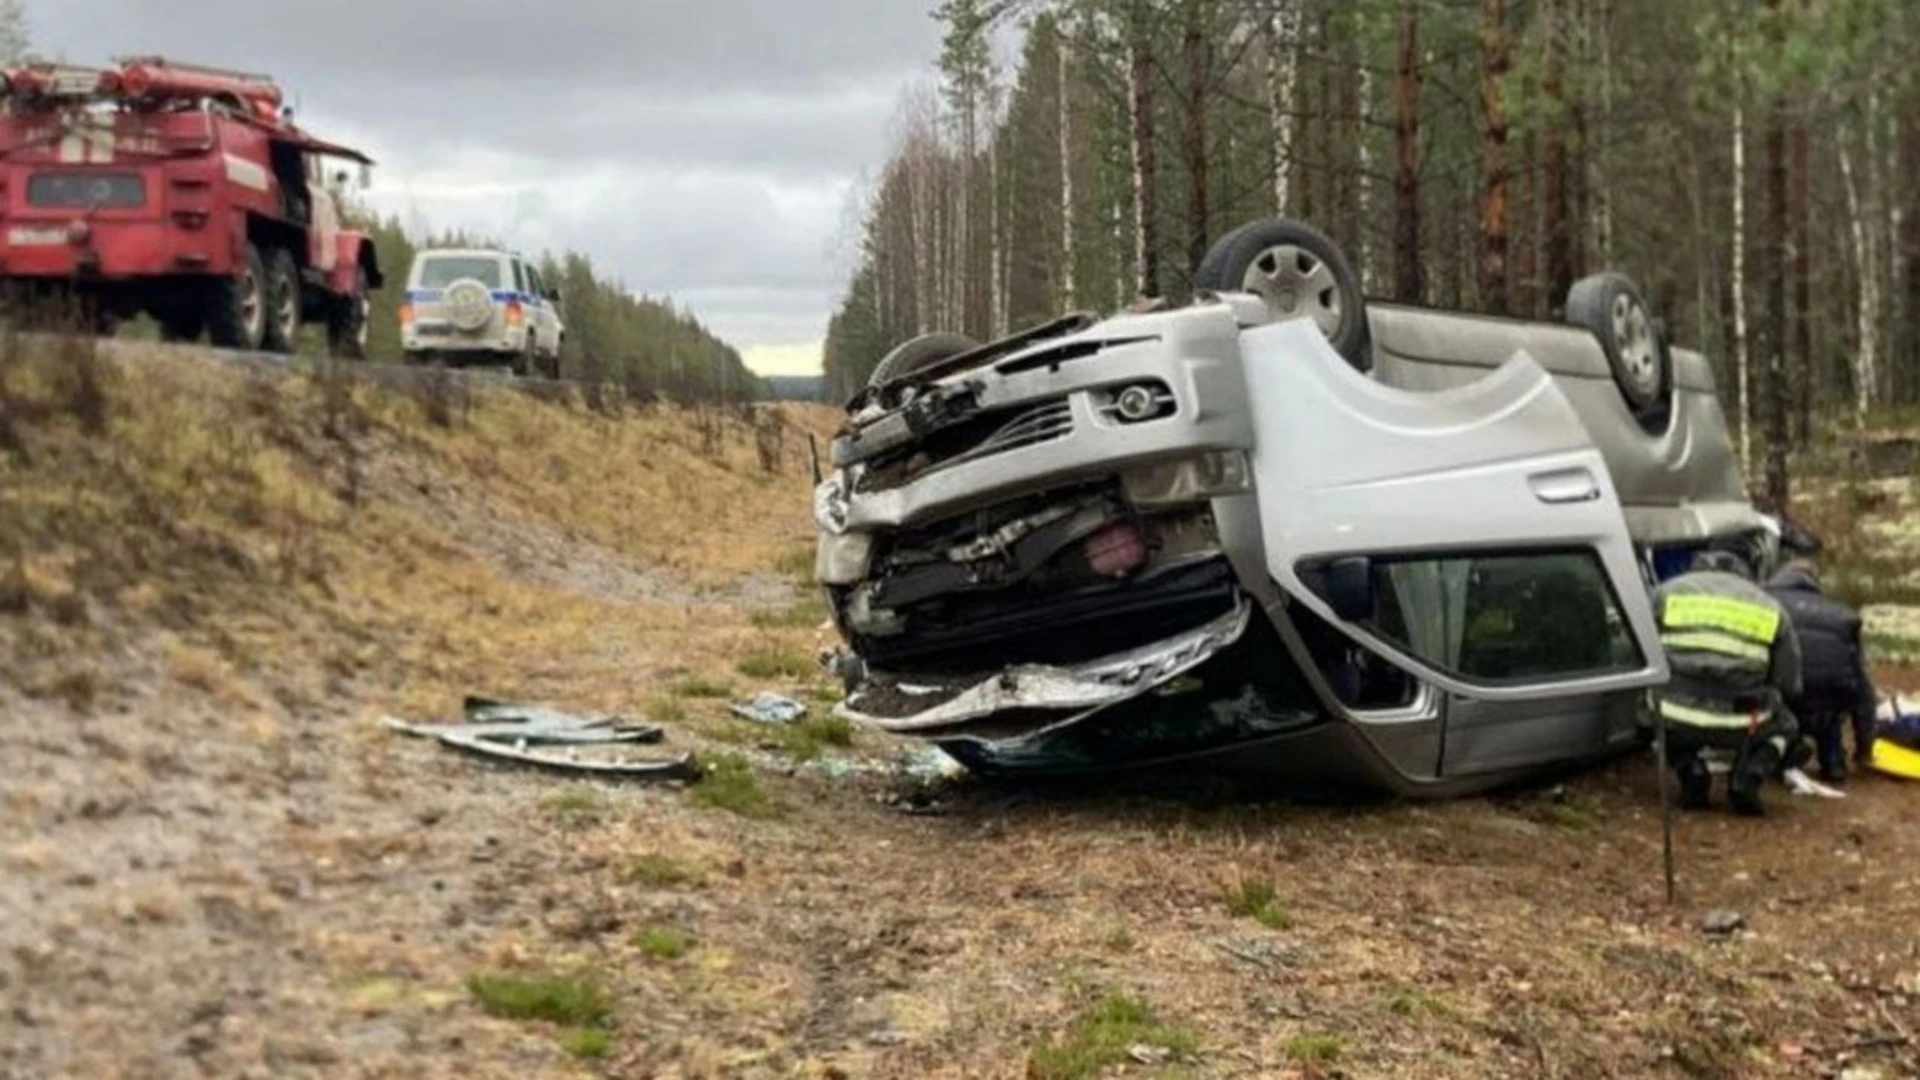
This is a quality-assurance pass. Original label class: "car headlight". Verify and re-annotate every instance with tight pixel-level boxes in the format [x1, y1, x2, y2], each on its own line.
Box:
[1121, 451, 1253, 508]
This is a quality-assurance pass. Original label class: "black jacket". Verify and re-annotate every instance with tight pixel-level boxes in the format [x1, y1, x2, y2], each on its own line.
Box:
[1766, 569, 1875, 714]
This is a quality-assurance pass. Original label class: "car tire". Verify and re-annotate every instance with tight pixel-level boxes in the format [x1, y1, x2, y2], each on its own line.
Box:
[327, 266, 371, 360]
[208, 244, 269, 351]
[1193, 217, 1370, 370]
[868, 332, 980, 388]
[1565, 272, 1670, 419]
[442, 278, 494, 332]
[261, 248, 301, 355]
[512, 333, 538, 378]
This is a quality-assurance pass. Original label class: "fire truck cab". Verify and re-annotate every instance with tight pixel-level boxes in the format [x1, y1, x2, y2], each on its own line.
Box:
[0, 57, 383, 356]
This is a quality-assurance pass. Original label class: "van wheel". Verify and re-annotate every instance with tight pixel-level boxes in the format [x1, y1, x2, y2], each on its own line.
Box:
[868, 332, 979, 388]
[261, 249, 301, 355]
[208, 244, 269, 351]
[1566, 272, 1670, 418]
[1194, 218, 1370, 370]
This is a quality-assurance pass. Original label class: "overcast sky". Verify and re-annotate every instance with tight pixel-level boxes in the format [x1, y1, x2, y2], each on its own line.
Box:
[30, 0, 944, 375]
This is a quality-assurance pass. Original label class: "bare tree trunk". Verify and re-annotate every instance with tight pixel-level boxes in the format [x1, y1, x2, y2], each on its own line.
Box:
[1763, 108, 1790, 507]
[1057, 23, 1077, 310]
[1262, 0, 1300, 215]
[1129, 15, 1161, 300]
[1901, 106, 1920, 395]
[1478, 0, 1511, 315]
[1392, 0, 1424, 303]
[1594, 0, 1614, 264]
[1183, 0, 1211, 280]
[1517, 131, 1539, 316]
[990, 139, 1007, 338]
[1789, 124, 1811, 441]
[1541, 0, 1573, 313]
[1840, 128, 1879, 424]
[1357, 64, 1375, 285]
[1733, 104, 1752, 473]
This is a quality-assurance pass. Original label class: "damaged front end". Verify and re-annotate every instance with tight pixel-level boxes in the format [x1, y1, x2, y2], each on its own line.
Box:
[816, 301, 1309, 771]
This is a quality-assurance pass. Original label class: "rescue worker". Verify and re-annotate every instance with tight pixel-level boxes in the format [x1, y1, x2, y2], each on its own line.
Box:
[1767, 561, 1877, 781]
[1653, 547, 1803, 816]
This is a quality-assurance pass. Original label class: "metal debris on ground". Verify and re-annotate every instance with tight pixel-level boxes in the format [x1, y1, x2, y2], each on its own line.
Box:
[1782, 768, 1847, 799]
[729, 692, 808, 725]
[382, 696, 699, 780]
[1700, 910, 1746, 937]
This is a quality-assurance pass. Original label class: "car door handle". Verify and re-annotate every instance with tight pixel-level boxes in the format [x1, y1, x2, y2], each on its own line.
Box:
[1529, 467, 1601, 504]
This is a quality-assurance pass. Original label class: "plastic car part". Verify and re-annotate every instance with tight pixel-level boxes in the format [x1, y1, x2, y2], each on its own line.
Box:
[1565, 271, 1672, 420]
[1193, 217, 1370, 369]
[868, 332, 980, 388]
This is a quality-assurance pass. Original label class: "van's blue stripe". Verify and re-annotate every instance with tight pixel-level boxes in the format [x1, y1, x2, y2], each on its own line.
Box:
[405, 289, 543, 306]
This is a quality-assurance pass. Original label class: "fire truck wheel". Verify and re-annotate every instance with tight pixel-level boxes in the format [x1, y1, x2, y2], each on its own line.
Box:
[208, 244, 270, 351]
[261, 249, 301, 355]
[327, 268, 370, 360]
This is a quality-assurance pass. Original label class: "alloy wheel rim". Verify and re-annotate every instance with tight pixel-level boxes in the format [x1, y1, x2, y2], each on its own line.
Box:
[1242, 244, 1344, 340]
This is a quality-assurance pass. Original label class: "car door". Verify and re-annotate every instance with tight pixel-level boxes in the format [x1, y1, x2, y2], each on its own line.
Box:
[1239, 319, 1669, 773]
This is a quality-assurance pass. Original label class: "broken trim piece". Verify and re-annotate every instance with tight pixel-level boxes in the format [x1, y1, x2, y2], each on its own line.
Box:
[382, 702, 699, 781]
[840, 598, 1253, 735]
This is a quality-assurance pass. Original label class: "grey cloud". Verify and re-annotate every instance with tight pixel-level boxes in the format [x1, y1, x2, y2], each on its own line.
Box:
[37, 0, 937, 93]
[31, 0, 941, 358]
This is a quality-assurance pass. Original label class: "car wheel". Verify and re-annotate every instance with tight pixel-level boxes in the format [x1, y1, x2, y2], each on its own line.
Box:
[867, 332, 980, 388]
[1193, 217, 1370, 369]
[1565, 272, 1670, 419]
[208, 244, 269, 351]
[327, 267, 371, 360]
[262, 249, 301, 355]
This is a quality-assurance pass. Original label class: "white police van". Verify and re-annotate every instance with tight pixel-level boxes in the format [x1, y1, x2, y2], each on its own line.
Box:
[400, 248, 564, 377]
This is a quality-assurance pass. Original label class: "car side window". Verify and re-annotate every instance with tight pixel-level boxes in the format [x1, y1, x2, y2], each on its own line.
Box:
[511, 260, 528, 294]
[527, 267, 545, 301]
[1362, 550, 1641, 684]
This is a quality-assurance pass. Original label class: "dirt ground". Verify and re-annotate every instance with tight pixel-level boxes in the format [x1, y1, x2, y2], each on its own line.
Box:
[3, 344, 1918, 1080]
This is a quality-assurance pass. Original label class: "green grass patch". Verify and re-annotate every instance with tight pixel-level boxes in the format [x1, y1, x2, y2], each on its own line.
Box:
[542, 788, 608, 828]
[1544, 803, 1595, 833]
[633, 926, 692, 962]
[559, 1027, 612, 1059]
[1028, 993, 1199, 1080]
[466, 972, 611, 1028]
[776, 713, 855, 762]
[646, 697, 689, 725]
[1224, 880, 1292, 930]
[690, 753, 783, 819]
[749, 594, 829, 630]
[735, 650, 815, 681]
[1387, 987, 1454, 1018]
[670, 676, 733, 699]
[1103, 928, 1135, 953]
[772, 544, 816, 582]
[1867, 631, 1920, 659]
[1283, 1034, 1345, 1065]
[629, 853, 699, 889]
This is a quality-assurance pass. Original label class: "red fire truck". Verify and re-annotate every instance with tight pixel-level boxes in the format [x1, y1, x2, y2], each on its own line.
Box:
[0, 57, 383, 356]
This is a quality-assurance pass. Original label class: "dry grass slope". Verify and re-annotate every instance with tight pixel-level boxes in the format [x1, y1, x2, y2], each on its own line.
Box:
[0, 333, 835, 721]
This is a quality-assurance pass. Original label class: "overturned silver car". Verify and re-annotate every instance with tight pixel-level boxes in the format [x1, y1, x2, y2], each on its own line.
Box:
[815, 219, 1770, 795]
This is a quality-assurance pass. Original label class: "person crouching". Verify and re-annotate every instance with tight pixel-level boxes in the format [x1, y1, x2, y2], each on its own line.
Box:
[1654, 548, 1804, 815]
